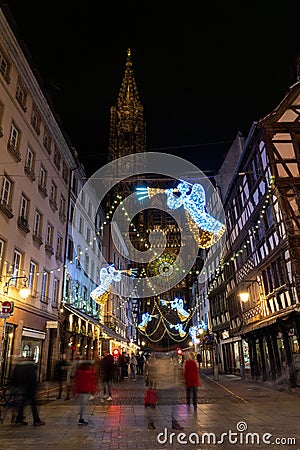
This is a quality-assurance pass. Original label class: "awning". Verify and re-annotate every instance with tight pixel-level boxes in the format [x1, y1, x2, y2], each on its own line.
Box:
[240, 307, 300, 334]
[22, 327, 46, 340]
[64, 304, 128, 343]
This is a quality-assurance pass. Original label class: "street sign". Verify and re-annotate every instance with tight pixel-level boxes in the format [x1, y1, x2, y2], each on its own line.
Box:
[0, 301, 14, 316]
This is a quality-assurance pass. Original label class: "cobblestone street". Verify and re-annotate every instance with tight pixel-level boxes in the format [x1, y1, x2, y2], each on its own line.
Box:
[1, 369, 299, 449]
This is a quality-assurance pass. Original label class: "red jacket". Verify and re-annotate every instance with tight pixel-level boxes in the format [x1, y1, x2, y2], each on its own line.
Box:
[183, 360, 201, 387]
[74, 362, 97, 394]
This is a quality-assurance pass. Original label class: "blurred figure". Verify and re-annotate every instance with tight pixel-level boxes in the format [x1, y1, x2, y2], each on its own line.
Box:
[100, 351, 114, 401]
[120, 352, 129, 379]
[183, 351, 201, 408]
[10, 356, 45, 426]
[196, 352, 202, 368]
[138, 353, 146, 375]
[55, 354, 71, 400]
[73, 360, 97, 425]
[129, 353, 137, 381]
[145, 353, 184, 431]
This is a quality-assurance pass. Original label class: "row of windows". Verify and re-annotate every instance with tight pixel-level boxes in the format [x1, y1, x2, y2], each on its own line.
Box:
[0, 174, 66, 226]
[0, 239, 59, 306]
[0, 44, 70, 183]
[0, 178, 64, 257]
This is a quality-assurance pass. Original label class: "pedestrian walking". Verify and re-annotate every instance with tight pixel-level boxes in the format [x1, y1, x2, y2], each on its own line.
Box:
[10, 355, 45, 426]
[196, 352, 202, 368]
[130, 353, 137, 381]
[183, 351, 201, 408]
[100, 351, 114, 401]
[145, 353, 184, 431]
[137, 353, 146, 375]
[55, 354, 71, 400]
[73, 360, 97, 425]
[120, 352, 129, 379]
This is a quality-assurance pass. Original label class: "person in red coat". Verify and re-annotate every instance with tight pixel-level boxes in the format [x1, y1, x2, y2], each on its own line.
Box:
[183, 351, 201, 408]
[74, 360, 97, 425]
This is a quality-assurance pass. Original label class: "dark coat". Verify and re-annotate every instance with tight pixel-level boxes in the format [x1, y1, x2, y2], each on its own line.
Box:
[101, 354, 115, 382]
[10, 359, 38, 395]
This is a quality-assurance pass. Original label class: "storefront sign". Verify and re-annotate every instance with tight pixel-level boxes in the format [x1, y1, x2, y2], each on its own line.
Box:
[46, 321, 58, 328]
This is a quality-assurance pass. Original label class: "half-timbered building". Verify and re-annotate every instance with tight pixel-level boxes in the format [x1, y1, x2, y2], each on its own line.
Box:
[208, 81, 300, 387]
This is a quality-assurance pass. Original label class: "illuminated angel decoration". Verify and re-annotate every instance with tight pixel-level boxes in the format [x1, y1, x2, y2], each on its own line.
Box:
[90, 264, 137, 305]
[137, 312, 159, 332]
[169, 323, 187, 338]
[137, 181, 226, 249]
[160, 297, 190, 322]
[189, 320, 208, 342]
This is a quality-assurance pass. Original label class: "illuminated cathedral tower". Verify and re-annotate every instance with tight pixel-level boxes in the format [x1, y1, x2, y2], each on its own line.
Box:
[108, 48, 146, 161]
[104, 49, 193, 351]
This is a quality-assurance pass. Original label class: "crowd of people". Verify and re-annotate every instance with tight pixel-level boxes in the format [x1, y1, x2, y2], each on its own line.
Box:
[6, 349, 202, 428]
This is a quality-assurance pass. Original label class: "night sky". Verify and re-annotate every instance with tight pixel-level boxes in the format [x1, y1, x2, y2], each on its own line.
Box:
[3, 1, 300, 176]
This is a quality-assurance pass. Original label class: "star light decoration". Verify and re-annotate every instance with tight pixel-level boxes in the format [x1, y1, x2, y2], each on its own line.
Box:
[90, 264, 137, 305]
[137, 180, 226, 249]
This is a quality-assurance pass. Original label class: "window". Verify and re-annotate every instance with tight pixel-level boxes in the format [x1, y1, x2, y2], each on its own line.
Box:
[38, 166, 48, 197]
[16, 80, 27, 110]
[43, 128, 51, 153]
[59, 195, 66, 221]
[86, 226, 91, 244]
[12, 249, 22, 280]
[19, 194, 29, 220]
[8, 123, 21, 161]
[28, 260, 38, 292]
[50, 181, 57, 210]
[84, 254, 89, 274]
[25, 147, 34, 169]
[78, 215, 83, 234]
[67, 238, 74, 261]
[76, 245, 82, 269]
[31, 106, 41, 134]
[39, 166, 47, 188]
[24, 147, 35, 181]
[18, 194, 29, 231]
[1, 175, 12, 206]
[33, 211, 42, 236]
[56, 234, 63, 260]
[46, 224, 53, 246]
[53, 146, 61, 170]
[41, 270, 50, 303]
[91, 260, 95, 281]
[52, 278, 59, 308]
[0, 48, 10, 82]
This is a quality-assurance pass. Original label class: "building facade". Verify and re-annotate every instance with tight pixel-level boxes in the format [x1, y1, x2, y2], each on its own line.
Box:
[208, 82, 300, 387]
[0, 7, 75, 382]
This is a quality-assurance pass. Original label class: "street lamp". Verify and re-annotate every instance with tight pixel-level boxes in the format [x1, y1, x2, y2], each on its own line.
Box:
[3, 276, 30, 299]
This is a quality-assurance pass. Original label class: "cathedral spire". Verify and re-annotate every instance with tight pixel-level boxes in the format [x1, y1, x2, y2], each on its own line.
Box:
[117, 47, 140, 106]
[108, 49, 146, 161]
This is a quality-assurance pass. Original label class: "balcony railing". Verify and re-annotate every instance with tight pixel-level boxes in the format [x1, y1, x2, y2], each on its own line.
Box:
[7, 142, 21, 162]
[0, 199, 13, 219]
[17, 216, 30, 233]
[32, 232, 43, 246]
